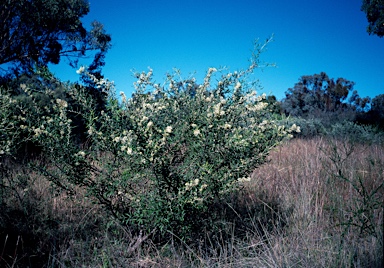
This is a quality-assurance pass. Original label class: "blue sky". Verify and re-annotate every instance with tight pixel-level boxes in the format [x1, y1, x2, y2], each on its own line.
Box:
[51, 0, 384, 100]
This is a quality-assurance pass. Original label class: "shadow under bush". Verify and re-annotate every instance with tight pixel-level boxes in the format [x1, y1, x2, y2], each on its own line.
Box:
[155, 187, 289, 255]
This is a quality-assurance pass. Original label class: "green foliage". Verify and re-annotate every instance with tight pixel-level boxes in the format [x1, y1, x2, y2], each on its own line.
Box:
[327, 121, 384, 144]
[0, 0, 111, 147]
[0, 0, 111, 74]
[6, 46, 296, 241]
[278, 117, 326, 138]
[281, 72, 369, 120]
[0, 88, 18, 157]
[371, 94, 384, 115]
[262, 95, 282, 115]
[361, 0, 384, 37]
[278, 115, 384, 143]
[370, 94, 384, 128]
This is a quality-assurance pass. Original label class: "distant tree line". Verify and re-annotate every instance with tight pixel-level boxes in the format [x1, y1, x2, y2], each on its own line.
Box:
[276, 72, 384, 135]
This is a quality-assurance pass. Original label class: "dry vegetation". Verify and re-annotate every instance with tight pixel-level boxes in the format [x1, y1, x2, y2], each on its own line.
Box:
[1, 137, 383, 267]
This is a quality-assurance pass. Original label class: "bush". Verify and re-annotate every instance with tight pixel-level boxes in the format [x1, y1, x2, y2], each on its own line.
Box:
[277, 116, 384, 144]
[0, 88, 21, 158]
[326, 121, 384, 144]
[277, 116, 325, 138]
[3, 41, 298, 243]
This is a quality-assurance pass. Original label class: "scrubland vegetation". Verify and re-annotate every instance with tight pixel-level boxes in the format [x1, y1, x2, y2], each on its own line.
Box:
[1, 1, 383, 267]
[1, 58, 383, 267]
[1, 136, 382, 267]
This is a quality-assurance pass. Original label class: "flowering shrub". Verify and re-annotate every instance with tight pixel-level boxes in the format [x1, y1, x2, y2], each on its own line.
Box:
[2, 40, 298, 241]
[0, 88, 17, 157]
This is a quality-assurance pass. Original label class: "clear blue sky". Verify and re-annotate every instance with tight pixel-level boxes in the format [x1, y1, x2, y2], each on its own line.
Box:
[50, 0, 384, 100]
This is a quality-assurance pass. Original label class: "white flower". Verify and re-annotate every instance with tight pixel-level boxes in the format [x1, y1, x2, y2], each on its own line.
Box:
[223, 123, 232, 129]
[290, 124, 301, 133]
[199, 184, 208, 192]
[234, 82, 242, 90]
[213, 103, 222, 116]
[165, 126, 172, 134]
[33, 127, 43, 137]
[193, 129, 200, 136]
[120, 91, 127, 103]
[208, 67, 217, 73]
[237, 177, 251, 183]
[56, 99, 68, 108]
[147, 68, 153, 77]
[76, 66, 85, 74]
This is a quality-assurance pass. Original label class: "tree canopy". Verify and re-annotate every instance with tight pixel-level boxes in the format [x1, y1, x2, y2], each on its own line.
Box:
[370, 94, 384, 127]
[361, 0, 384, 37]
[0, 0, 111, 75]
[282, 72, 369, 118]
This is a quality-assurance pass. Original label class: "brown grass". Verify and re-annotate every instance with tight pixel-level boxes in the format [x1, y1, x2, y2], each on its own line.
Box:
[244, 137, 383, 267]
[1, 137, 383, 267]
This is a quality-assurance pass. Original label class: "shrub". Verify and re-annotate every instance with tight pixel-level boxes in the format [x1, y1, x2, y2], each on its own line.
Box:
[0, 88, 21, 158]
[4, 40, 298, 243]
[277, 116, 384, 144]
[277, 116, 325, 138]
[326, 121, 384, 144]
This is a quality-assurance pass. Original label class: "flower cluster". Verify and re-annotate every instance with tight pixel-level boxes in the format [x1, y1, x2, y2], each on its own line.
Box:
[0, 89, 18, 156]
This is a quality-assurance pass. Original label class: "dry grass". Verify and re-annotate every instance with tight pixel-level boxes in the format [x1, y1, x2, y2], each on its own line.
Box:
[244, 137, 383, 267]
[1, 137, 383, 267]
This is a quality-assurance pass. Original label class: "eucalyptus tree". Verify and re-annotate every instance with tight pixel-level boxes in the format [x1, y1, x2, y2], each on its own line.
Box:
[0, 0, 111, 75]
[282, 72, 357, 117]
[361, 0, 384, 37]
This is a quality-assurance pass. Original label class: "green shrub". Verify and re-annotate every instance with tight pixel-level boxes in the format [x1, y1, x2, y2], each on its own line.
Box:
[4, 41, 298, 242]
[0, 87, 21, 158]
[326, 121, 384, 144]
[277, 116, 325, 138]
[278, 116, 384, 144]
